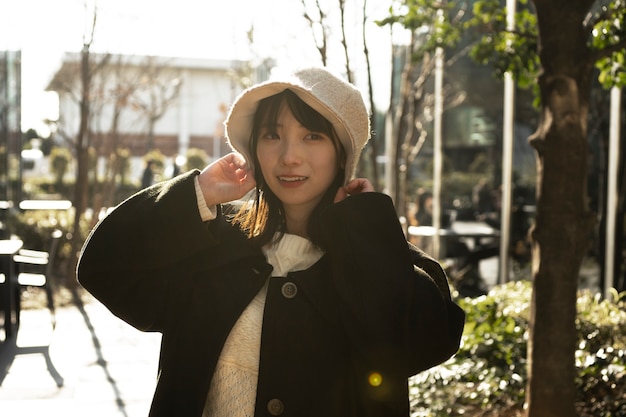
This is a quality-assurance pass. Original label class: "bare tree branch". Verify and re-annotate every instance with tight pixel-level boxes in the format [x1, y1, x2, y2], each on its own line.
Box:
[338, 0, 353, 82]
[300, 0, 329, 65]
[361, 0, 380, 187]
[591, 38, 626, 62]
[129, 56, 183, 150]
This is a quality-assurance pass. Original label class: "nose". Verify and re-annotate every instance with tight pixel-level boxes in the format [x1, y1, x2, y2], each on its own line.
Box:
[279, 139, 302, 166]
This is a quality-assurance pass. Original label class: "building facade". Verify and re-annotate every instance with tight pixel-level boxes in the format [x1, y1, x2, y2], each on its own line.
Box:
[47, 53, 265, 179]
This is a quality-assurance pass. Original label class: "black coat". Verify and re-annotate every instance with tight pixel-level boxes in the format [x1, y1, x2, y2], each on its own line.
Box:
[77, 170, 465, 417]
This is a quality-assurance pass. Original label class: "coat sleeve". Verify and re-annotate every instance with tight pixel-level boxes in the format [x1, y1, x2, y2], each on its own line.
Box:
[76, 170, 217, 331]
[317, 192, 465, 377]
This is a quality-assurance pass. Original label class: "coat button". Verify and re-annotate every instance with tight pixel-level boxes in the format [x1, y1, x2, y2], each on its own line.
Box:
[267, 398, 285, 415]
[281, 282, 298, 299]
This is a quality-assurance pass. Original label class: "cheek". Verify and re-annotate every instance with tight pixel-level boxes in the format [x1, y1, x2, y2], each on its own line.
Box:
[321, 148, 340, 177]
[256, 146, 272, 171]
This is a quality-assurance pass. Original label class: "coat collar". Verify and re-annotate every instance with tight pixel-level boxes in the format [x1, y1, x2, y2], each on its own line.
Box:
[204, 212, 268, 268]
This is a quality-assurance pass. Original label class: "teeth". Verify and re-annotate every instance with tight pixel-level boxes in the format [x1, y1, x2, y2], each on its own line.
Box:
[279, 176, 306, 182]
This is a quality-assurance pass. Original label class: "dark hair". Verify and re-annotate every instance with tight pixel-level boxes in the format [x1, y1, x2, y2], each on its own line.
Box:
[232, 89, 346, 247]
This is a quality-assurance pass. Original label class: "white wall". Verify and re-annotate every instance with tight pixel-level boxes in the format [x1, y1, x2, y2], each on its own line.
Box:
[52, 55, 251, 157]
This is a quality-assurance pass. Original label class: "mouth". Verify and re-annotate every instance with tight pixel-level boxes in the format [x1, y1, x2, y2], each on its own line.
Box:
[277, 176, 308, 187]
[278, 176, 307, 182]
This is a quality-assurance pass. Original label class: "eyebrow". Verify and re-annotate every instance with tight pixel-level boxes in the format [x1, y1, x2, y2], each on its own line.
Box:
[260, 122, 281, 128]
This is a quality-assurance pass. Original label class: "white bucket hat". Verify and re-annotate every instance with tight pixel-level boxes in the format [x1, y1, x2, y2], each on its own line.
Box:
[225, 67, 370, 184]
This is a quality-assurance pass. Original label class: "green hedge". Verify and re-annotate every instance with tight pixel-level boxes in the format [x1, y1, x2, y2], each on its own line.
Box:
[410, 281, 626, 416]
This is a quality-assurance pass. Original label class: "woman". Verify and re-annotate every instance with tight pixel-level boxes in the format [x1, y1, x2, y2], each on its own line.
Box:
[77, 67, 464, 417]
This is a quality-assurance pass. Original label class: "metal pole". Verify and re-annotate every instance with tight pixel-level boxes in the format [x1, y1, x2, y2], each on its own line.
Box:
[433, 45, 444, 259]
[605, 86, 621, 299]
[499, 0, 516, 284]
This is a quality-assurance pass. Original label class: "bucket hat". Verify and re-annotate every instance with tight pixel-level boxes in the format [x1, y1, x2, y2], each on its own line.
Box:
[225, 67, 370, 184]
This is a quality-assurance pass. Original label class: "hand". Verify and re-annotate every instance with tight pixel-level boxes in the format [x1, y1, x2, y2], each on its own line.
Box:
[197, 153, 256, 206]
[333, 178, 374, 203]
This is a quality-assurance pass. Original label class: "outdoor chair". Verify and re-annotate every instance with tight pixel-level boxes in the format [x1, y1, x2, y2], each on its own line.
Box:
[12, 229, 63, 329]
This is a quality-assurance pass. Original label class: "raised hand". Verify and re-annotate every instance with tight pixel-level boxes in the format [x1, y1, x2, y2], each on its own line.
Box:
[333, 178, 375, 203]
[197, 153, 256, 207]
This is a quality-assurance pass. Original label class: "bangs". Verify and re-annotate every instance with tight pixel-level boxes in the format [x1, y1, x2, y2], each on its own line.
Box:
[249, 89, 345, 166]
[251, 89, 336, 141]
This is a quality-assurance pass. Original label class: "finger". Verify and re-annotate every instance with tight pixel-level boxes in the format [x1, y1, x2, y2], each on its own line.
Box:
[240, 176, 257, 195]
[230, 152, 249, 170]
[360, 179, 375, 192]
[344, 178, 373, 194]
[344, 179, 362, 193]
[334, 187, 347, 203]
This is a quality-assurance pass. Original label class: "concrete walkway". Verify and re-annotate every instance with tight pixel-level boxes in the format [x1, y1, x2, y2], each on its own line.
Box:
[0, 295, 161, 417]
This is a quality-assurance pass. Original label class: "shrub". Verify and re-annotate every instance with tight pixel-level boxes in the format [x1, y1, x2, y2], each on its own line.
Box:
[50, 147, 72, 186]
[410, 281, 626, 416]
[143, 149, 166, 173]
[575, 289, 626, 416]
[185, 148, 209, 171]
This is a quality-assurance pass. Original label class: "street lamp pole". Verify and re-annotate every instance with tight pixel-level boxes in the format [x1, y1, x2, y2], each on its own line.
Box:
[433, 44, 444, 260]
[500, 0, 516, 284]
[605, 86, 622, 299]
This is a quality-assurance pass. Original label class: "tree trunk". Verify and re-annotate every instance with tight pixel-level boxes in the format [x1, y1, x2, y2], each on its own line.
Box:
[526, 1, 596, 416]
[361, 0, 380, 189]
[68, 46, 92, 283]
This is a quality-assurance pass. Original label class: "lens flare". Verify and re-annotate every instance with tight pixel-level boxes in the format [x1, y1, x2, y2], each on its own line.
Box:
[368, 372, 383, 387]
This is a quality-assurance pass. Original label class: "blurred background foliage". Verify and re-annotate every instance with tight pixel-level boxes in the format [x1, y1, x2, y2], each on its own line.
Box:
[410, 281, 626, 417]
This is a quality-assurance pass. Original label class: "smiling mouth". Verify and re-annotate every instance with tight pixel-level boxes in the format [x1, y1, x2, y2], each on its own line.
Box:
[278, 176, 307, 182]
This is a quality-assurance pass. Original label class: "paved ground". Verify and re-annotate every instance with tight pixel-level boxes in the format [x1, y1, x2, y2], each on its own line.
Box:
[0, 294, 161, 417]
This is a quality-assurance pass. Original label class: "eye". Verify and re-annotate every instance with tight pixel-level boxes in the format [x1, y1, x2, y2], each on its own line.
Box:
[305, 132, 326, 141]
[260, 130, 280, 140]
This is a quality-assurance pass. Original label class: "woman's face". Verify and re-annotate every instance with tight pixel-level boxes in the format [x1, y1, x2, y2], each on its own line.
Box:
[256, 104, 340, 221]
